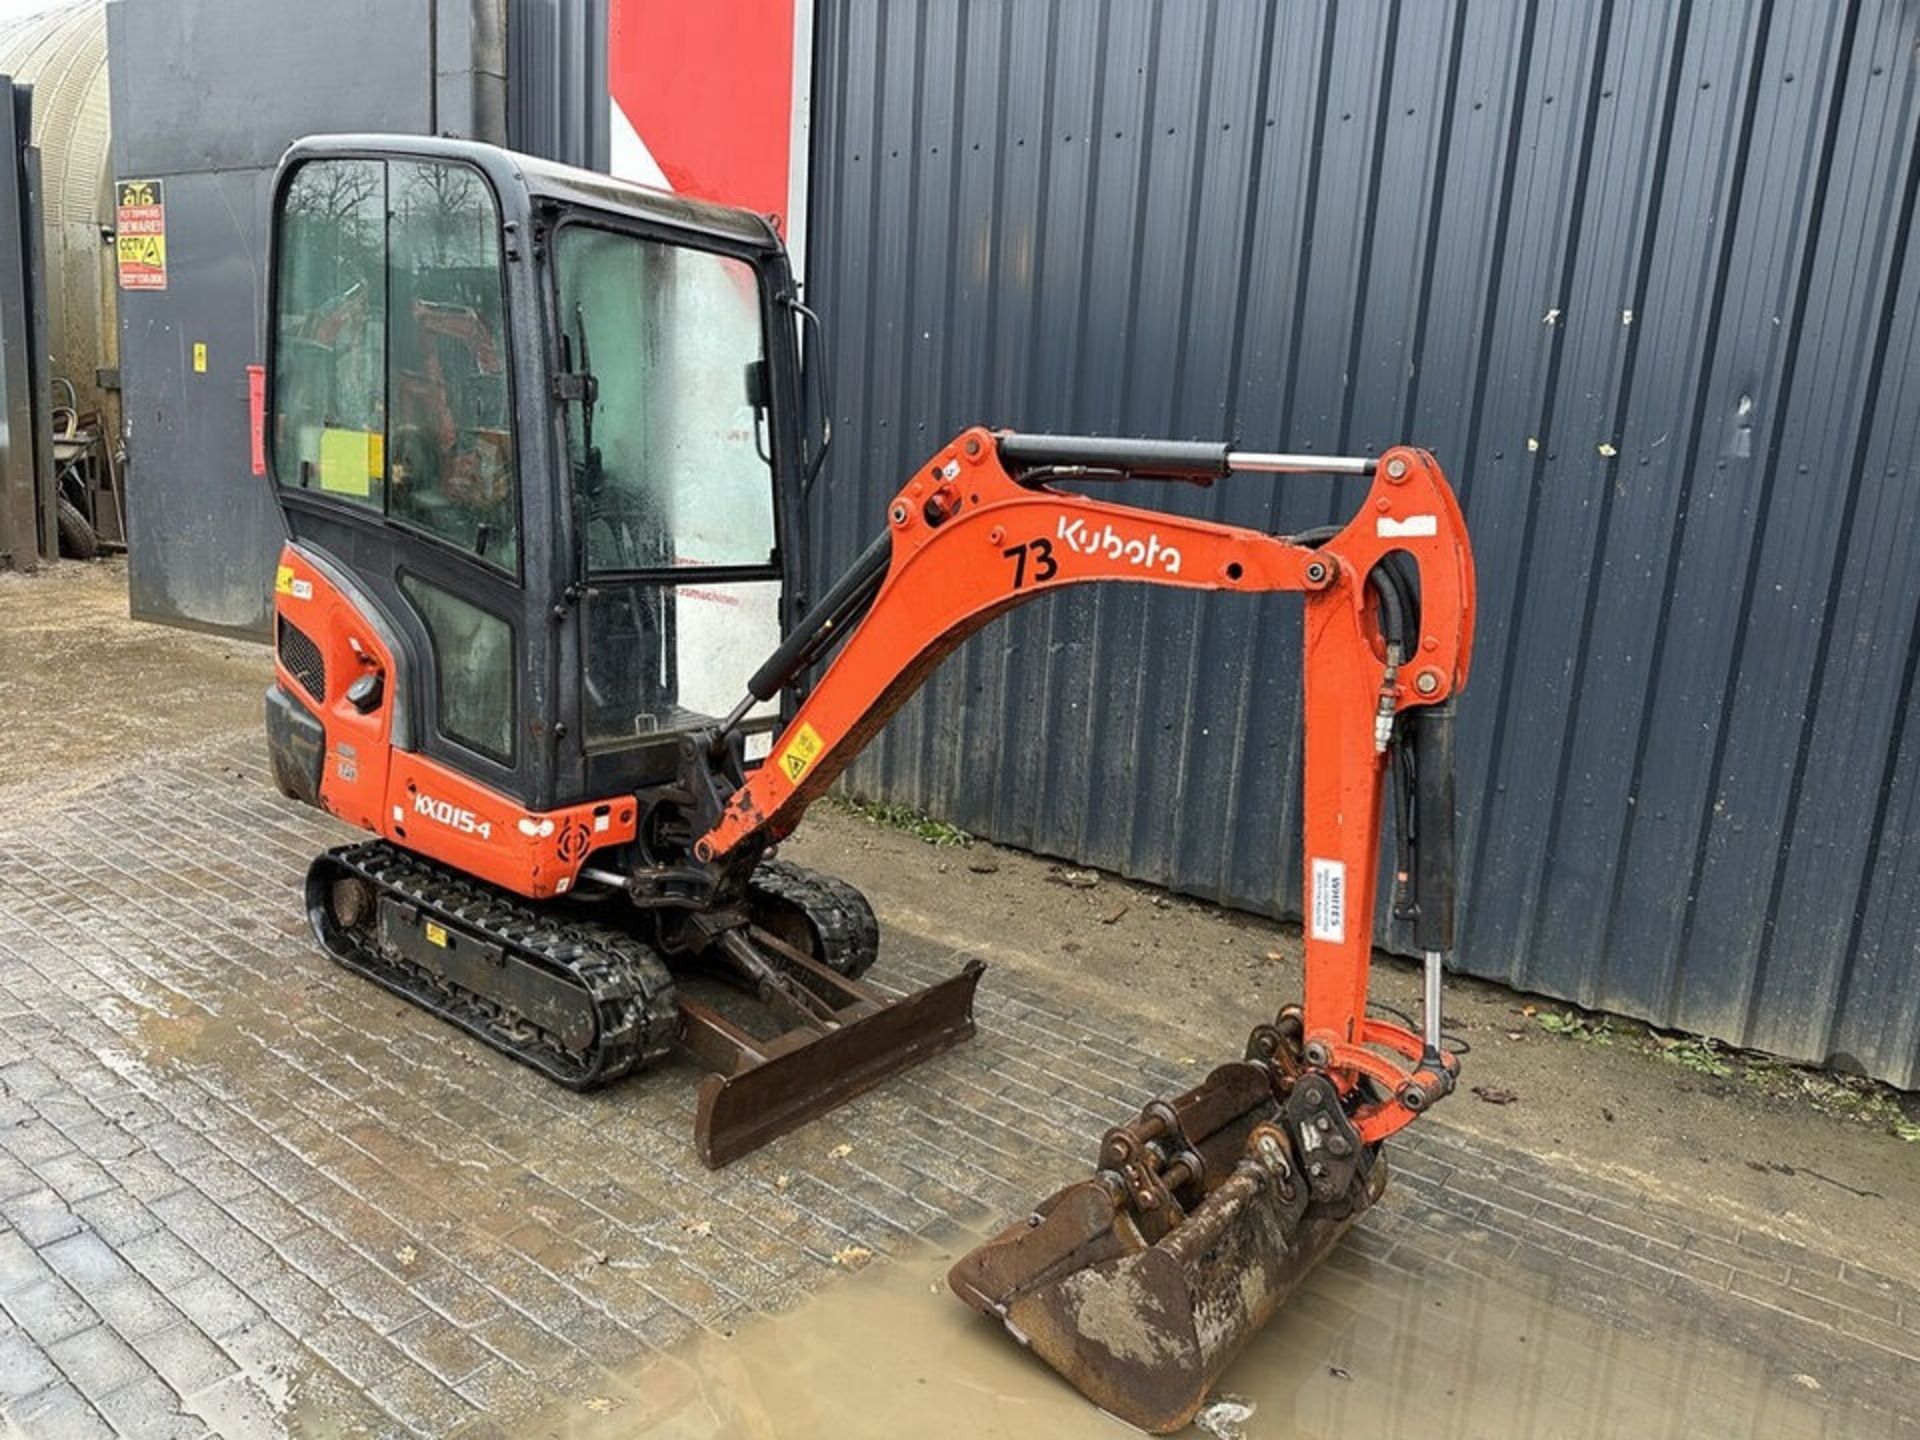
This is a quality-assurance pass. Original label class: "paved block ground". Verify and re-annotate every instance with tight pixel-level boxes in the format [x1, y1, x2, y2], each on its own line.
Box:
[1, 738, 1916, 1437]
[0, 567, 1915, 1437]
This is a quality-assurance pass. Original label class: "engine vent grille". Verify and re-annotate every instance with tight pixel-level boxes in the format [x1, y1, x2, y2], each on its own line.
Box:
[277, 615, 326, 703]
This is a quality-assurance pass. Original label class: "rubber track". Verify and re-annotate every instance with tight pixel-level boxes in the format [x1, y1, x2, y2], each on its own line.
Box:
[747, 860, 880, 978]
[309, 840, 679, 1090]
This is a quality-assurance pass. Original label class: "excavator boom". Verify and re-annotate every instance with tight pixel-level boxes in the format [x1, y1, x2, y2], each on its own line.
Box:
[687, 426, 1475, 1429]
[700, 426, 1473, 1146]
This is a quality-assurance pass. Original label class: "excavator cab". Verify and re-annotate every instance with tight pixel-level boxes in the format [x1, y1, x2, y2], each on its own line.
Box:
[264, 135, 981, 1155]
[266, 137, 805, 821]
[262, 137, 1478, 1433]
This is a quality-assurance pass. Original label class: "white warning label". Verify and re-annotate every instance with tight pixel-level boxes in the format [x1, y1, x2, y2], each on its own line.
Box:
[1310, 858, 1346, 943]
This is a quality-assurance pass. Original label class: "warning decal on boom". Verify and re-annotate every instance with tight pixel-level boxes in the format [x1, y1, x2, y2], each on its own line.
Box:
[777, 722, 824, 782]
[116, 179, 168, 291]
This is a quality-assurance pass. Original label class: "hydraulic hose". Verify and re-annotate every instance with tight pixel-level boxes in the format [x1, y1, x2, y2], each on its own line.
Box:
[1290, 524, 1414, 661]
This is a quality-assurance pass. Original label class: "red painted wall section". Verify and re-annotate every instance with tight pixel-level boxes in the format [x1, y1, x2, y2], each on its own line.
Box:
[608, 0, 796, 234]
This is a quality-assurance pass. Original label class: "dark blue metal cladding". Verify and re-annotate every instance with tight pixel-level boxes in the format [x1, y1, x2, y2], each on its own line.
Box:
[507, 0, 609, 171]
[806, 0, 1920, 1088]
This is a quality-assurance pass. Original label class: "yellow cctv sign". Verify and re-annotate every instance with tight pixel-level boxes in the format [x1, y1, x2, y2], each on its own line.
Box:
[116, 178, 168, 290]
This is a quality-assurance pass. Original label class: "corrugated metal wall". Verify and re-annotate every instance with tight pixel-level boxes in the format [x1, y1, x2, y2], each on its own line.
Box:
[806, 0, 1920, 1087]
[507, 0, 608, 172]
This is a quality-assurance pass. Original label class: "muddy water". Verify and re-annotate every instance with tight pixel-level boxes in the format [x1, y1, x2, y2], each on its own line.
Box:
[521, 1229, 1862, 1440]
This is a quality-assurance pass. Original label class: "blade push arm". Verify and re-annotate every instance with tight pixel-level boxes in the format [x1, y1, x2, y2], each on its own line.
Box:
[698, 426, 1475, 1141]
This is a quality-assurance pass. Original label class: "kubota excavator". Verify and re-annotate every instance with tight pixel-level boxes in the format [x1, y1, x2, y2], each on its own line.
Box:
[260, 136, 1474, 1432]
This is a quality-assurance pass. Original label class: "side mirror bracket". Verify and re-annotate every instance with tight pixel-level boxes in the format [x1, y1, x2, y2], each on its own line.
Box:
[789, 299, 833, 493]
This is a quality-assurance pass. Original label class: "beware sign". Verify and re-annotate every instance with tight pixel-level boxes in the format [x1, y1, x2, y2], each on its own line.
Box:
[115, 178, 167, 290]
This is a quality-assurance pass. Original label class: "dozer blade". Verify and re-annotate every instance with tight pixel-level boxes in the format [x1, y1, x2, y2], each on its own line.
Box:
[949, 1042, 1384, 1433]
[681, 934, 985, 1168]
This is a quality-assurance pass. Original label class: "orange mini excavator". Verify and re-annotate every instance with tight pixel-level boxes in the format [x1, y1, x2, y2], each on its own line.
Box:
[261, 137, 1474, 1430]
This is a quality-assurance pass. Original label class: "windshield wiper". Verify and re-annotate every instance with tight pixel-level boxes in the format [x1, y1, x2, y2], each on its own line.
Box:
[557, 301, 603, 492]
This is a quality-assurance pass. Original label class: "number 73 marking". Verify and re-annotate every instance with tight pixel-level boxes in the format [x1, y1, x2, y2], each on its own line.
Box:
[1002, 536, 1058, 589]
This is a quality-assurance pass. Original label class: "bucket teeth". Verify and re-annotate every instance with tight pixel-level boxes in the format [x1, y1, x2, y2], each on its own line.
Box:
[949, 1054, 1384, 1433]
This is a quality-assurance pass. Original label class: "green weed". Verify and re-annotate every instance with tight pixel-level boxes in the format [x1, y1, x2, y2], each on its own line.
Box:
[829, 794, 973, 848]
[1533, 1010, 1614, 1044]
[1532, 1005, 1919, 1143]
[1656, 1035, 1733, 1078]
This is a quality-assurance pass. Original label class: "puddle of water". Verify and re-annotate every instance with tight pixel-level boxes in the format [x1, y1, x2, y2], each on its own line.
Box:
[518, 1240, 1135, 1440]
[520, 1225, 1871, 1440]
[130, 985, 330, 1075]
[138, 1003, 218, 1061]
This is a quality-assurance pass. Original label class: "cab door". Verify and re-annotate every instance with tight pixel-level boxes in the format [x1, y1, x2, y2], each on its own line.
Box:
[270, 152, 541, 808]
[549, 220, 788, 798]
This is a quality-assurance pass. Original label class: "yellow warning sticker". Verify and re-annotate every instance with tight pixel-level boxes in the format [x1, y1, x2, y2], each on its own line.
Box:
[424, 921, 449, 948]
[777, 722, 825, 783]
[274, 562, 312, 602]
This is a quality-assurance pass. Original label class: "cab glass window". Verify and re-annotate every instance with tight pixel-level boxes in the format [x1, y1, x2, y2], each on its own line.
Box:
[272, 156, 518, 571]
[388, 161, 517, 568]
[273, 159, 387, 512]
[401, 573, 516, 763]
[554, 227, 777, 574]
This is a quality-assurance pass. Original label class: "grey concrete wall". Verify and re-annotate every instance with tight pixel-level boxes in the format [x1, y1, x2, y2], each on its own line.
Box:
[106, 0, 506, 634]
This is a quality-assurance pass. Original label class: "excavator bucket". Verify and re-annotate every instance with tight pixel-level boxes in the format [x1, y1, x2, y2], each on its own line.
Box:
[948, 1014, 1384, 1433]
[679, 926, 984, 1167]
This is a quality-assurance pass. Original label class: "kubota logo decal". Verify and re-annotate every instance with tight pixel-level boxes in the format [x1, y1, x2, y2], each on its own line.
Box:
[1056, 517, 1183, 574]
[413, 792, 492, 841]
[1002, 517, 1186, 589]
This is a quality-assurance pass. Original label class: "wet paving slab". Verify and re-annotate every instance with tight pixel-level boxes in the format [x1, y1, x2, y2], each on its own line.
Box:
[514, 1220, 1871, 1439]
[0, 738, 1916, 1437]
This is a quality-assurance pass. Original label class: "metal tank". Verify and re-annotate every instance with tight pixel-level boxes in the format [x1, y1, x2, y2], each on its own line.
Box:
[0, 0, 112, 426]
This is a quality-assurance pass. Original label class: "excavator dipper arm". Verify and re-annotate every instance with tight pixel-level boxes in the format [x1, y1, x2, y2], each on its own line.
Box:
[691, 427, 1473, 1430]
[697, 426, 1474, 1145]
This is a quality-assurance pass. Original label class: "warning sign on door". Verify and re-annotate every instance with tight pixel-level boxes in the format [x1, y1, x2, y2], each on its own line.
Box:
[115, 178, 167, 291]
